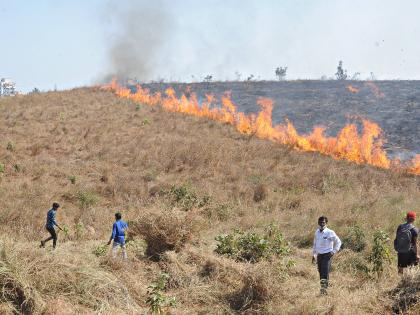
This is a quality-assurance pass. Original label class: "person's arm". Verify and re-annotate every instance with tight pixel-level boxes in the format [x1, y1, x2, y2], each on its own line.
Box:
[107, 223, 116, 245]
[413, 229, 419, 260]
[332, 232, 342, 255]
[52, 211, 63, 231]
[312, 232, 317, 263]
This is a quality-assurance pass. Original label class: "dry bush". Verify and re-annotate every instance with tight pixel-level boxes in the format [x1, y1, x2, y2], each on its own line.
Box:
[130, 209, 202, 260]
[227, 273, 271, 313]
[392, 267, 420, 314]
[253, 184, 267, 202]
[0, 240, 141, 314]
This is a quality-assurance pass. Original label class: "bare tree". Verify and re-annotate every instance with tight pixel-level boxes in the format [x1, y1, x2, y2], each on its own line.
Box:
[203, 75, 213, 83]
[275, 67, 288, 81]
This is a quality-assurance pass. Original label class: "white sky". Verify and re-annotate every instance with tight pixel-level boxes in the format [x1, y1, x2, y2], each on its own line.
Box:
[1, 0, 420, 91]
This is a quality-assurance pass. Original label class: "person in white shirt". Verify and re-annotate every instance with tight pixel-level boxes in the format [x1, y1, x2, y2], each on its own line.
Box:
[312, 216, 342, 295]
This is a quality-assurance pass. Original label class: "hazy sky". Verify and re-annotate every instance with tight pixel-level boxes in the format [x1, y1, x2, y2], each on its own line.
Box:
[1, 0, 420, 91]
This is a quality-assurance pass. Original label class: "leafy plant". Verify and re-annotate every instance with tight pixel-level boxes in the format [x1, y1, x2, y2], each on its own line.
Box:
[146, 273, 177, 315]
[68, 175, 76, 184]
[215, 224, 290, 263]
[342, 225, 366, 252]
[142, 118, 150, 126]
[93, 244, 108, 257]
[75, 222, 85, 240]
[0, 163, 5, 175]
[77, 191, 98, 209]
[368, 230, 391, 277]
[168, 185, 209, 211]
[62, 224, 70, 240]
[335, 60, 348, 80]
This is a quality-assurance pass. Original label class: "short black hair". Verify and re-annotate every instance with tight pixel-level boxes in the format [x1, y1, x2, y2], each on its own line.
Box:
[52, 202, 60, 209]
[318, 216, 328, 223]
[115, 212, 122, 220]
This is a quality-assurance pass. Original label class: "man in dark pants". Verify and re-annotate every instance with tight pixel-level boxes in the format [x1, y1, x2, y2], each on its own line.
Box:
[40, 202, 63, 249]
[312, 216, 342, 295]
[394, 211, 419, 274]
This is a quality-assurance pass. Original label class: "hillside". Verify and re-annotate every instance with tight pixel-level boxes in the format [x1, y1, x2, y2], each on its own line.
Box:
[0, 88, 419, 314]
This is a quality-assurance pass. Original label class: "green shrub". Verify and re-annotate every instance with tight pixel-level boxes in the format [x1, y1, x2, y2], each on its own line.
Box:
[215, 224, 290, 263]
[68, 175, 76, 184]
[75, 222, 85, 240]
[93, 244, 108, 257]
[368, 230, 391, 278]
[0, 163, 5, 175]
[6, 141, 14, 151]
[342, 225, 366, 252]
[168, 185, 210, 211]
[77, 191, 99, 209]
[205, 203, 231, 221]
[146, 273, 177, 315]
[126, 238, 147, 258]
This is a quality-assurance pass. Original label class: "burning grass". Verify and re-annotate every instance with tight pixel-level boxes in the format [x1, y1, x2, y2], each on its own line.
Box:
[0, 88, 419, 313]
[104, 80, 420, 175]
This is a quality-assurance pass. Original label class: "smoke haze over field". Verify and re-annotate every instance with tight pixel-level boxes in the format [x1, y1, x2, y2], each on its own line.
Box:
[1, 0, 420, 90]
[103, 0, 420, 82]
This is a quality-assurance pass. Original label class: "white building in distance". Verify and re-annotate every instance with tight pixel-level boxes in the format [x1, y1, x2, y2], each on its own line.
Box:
[0, 78, 16, 96]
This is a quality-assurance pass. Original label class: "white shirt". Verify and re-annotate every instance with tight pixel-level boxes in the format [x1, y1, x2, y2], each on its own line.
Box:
[312, 227, 342, 255]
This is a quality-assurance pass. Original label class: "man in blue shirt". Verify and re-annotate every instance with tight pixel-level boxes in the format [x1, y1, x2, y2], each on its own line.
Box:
[107, 212, 128, 259]
[40, 202, 63, 249]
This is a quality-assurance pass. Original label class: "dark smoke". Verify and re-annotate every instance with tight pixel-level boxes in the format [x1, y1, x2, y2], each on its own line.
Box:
[105, 0, 171, 82]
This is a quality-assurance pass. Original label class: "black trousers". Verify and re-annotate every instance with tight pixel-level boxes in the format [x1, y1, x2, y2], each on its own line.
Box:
[317, 252, 333, 280]
[46, 227, 57, 248]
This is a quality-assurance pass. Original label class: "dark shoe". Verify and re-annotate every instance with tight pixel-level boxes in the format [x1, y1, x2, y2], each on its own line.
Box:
[40, 241, 45, 248]
[320, 279, 328, 295]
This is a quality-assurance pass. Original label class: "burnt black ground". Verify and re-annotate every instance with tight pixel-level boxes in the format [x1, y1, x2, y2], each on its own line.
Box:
[138, 80, 420, 159]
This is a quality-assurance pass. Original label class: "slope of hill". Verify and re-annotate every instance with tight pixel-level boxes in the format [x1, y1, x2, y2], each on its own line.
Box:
[0, 88, 419, 314]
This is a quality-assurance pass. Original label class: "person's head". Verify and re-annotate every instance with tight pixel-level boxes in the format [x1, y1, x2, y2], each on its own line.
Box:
[52, 202, 60, 210]
[318, 216, 328, 230]
[115, 212, 122, 221]
[407, 211, 416, 223]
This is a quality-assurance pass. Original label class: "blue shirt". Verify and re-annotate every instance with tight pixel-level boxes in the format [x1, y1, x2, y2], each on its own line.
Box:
[46, 209, 57, 229]
[111, 220, 128, 244]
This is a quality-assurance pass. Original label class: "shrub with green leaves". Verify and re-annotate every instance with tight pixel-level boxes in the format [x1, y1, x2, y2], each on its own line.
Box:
[368, 230, 391, 277]
[0, 163, 5, 175]
[342, 225, 366, 252]
[146, 273, 177, 315]
[68, 175, 76, 184]
[75, 222, 85, 240]
[215, 224, 290, 263]
[77, 191, 99, 209]
[93, 244, 108, 257]
[168, 185, 210, 211]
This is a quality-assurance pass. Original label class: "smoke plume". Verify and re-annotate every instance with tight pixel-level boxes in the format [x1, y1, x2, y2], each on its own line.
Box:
[105, 0, 171, 81]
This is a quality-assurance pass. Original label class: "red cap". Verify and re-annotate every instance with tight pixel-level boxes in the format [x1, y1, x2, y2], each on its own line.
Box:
[407, 211, 416, 219]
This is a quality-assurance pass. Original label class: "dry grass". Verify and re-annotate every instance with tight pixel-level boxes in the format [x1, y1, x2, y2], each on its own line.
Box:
[0, 88, 419, 313]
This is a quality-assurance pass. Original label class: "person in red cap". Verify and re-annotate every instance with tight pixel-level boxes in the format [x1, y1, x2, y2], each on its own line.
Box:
[394, 211, 419, 274]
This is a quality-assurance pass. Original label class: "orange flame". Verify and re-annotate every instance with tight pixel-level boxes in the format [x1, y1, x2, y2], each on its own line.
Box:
[347, 85, 359, 93]
[365, 81, 385, 98]
[102, 79, 419, 175]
